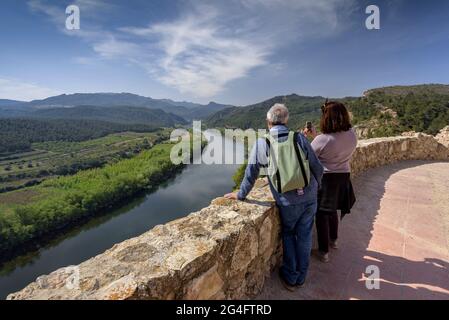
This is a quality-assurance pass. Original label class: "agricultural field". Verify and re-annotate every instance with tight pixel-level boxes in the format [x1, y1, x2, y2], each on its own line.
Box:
[0, 130, 171, 193]
[0, 142, 184, 255]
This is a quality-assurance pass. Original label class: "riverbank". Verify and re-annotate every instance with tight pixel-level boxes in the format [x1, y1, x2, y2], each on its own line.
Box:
[0, 142, 185, 260]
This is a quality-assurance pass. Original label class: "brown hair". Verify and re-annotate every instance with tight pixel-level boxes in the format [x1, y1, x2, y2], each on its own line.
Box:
[320, 100, 352, 134]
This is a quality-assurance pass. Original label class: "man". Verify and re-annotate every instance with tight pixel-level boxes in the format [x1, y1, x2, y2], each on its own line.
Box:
[225, 103, 323, 291]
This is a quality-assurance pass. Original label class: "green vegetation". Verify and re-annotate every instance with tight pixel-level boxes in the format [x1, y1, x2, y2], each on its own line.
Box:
[363, 84, 449, 96]
[0, 142, 182, 256]
[206, 94, 323, 130]
[28, 105, 187, 126]
[206, 85, 449, 139]
[0, 118, 158, 155]
[0, 130, 171, 193]
[0, 93, 232, 120]
[232, 162, 247, 190]
[346, 84, 449, 137]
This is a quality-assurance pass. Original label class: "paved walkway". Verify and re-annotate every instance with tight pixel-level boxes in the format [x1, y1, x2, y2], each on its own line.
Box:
[257, 161, 449, 300]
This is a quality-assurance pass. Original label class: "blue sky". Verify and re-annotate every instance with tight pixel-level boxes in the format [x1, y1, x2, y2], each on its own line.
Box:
[0, 0, 448, 105]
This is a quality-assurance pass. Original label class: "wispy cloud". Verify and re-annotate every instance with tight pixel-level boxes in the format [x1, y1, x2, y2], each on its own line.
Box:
[121, 0, 357, 97]
[28, 0, 64, 25]
[27, 0, 357, 98]
[92, 36, 142, 59]
[0, 77, 60, 101]
[122, 6, 270, 97]
[72, 56, 96, 65]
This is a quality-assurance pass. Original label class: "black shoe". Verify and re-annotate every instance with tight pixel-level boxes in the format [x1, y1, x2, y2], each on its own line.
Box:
[330, 239, 338, 249]
[278, 270, 297, 292]
[296, 279, 306, 288]
[313, 250, 330, 263]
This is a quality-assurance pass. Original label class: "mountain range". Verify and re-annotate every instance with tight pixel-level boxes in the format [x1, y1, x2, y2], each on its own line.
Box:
[26, 105, 188, 127]
[206, 94, 325, 130]
[1, 84, 448, 136]
[0, 99, 27, 108]
[0, 93, 232, 121]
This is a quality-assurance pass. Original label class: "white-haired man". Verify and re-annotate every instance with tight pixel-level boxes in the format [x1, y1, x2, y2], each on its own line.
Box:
[225, 103, 323, 291]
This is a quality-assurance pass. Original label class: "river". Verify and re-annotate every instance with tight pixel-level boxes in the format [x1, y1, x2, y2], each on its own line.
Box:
[0, 134, 243, 299]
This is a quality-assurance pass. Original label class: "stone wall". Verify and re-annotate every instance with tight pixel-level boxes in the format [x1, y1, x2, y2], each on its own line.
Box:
[7, 130, 449, 300]
[351, 130, 449, 176]
[436, 126, 449, 148]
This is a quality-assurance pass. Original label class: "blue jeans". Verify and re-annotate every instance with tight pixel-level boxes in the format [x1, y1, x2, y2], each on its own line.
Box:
[278, 200, 317, 285]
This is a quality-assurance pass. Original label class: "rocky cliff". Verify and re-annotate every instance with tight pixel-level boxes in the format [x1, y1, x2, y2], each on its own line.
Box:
[7, 130, 449, 300]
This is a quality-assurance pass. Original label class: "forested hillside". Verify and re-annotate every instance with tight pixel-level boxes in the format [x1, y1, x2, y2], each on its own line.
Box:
[0, 100, 25, 107]
[347, 84, 449, 137]
[205, 85, 449, 138]
[27, 93, 174, 109]
[0, 118, 157, 154]
[28, 105, 187, 126]
[363, 84, 449, 97]
[1, 93, 232, 120]
[206, 94, 323, 129]
[172, 102, 233, 120]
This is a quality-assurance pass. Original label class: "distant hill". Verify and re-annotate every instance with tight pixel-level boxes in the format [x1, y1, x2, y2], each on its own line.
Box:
[347, 84, 449, 136]
[22, 105, 188, 127]
[0, 99, 25, 107]
[0, 118, 157, 155]
[206, 94, 324, 129]
[27, 93, 172, 109]
[18, 93, 231, 120]
[363, 84, 449, 97]
[4, 85, 446, 137]
[161, 99, 203, 109]
[205, 84, 449, 138]
[177, 101, 234, 120]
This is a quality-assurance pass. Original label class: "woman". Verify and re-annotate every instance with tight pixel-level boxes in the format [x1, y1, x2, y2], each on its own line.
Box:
[305, 101, 357, 263]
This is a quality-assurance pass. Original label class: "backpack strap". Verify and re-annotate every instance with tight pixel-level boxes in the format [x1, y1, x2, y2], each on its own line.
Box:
[293, 132, 309, 188]
[264, 136, 282, 193]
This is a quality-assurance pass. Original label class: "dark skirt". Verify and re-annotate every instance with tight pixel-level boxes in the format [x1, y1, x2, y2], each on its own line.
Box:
[318, 172, 356, 219]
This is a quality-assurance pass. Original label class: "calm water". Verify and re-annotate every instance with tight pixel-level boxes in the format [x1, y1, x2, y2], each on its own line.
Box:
[0, 135, 242, 299]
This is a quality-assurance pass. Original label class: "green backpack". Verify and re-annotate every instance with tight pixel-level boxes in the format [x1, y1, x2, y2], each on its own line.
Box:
[264, 131, 310, 194]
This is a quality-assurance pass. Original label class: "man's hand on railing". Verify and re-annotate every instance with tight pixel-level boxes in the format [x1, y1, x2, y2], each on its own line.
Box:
[224, 192, 239, 200]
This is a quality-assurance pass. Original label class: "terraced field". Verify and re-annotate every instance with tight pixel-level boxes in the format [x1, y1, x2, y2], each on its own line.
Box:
[0, 130, 171, 192]
[0, 141, 186, 256]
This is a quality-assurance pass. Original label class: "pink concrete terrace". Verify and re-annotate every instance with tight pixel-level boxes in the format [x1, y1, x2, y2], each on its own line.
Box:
[258, 161, 449, 300]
